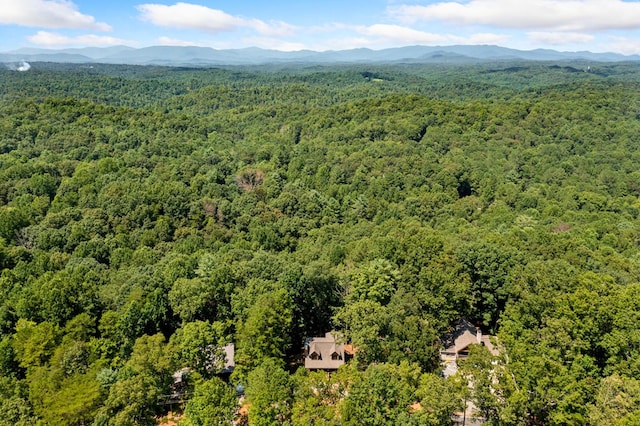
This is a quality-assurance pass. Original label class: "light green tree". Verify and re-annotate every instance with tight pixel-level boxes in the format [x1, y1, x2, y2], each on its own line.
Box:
[182, 377, 237, 426]
[246, 359, 292, 426]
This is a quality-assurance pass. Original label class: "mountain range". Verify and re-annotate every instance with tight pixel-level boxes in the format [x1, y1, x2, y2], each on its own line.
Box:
[2, 45, 639, 66]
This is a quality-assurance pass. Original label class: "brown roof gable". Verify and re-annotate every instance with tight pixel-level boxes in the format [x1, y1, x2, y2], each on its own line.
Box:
[304, 332, 346, 370]
[441, 319, 499, 358]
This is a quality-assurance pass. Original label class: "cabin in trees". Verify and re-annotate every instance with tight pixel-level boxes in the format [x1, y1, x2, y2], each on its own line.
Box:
[220, 343, 236, 375]
[304, 332, 354, 371]
[440, 319, 499, 377]
[165, 343, 236, 406]
[171, 343, 235, 388]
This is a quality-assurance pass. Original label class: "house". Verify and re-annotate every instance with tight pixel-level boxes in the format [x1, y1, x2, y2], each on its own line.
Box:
[304, 332, 353, 371]
[440, 319, 499, 377]
[162, 343, 237, 407]
[221, 343, 235, 375]
[170, 342, 235, 386]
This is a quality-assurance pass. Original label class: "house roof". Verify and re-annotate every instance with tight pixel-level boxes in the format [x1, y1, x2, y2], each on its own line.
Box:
[441, 319, 477, 350]
[441, 319, 499, 357]
[221, 343, 235, 374]
[343, 344, 356, 356]
[304, 332, 346, 370]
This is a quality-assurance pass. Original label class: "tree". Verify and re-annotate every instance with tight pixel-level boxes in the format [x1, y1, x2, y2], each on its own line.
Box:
[346, 258, 400, 305]
[169, 278, 212, 323]
[235, 288, 292, 379]
[182, 377, 237, 426]
[341, 361, 421, 425]
[414, 373, 464, 426]
[589, 374, 640, 425]
[170, 320, 227, 378]
[456, 241, 519, 330]
[168, 261, 236, 324]
[333, 299, 388, 364]
[0, 207, 29, 243]
[291, 368, 353, 426]
[246, 358, 292, 426]
[386, 313, 441, 373]
[94, 373, 164, 426]
[95, 333, 174, 425]
[0, 376, 37, 426]
[12, 319, 59, 370]
[23, 317, 105, 426]
[28, 364, 103, 426]
[457, 344, 504, 424]
[279, 260, 341, 351]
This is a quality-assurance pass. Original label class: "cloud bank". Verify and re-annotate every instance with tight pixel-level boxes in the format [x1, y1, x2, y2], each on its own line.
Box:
[27, 31, 132, 47]
[528, 31, 595, 45]
[0, 0, 110, 30]
[1, 0, 639, 55]
[390, 0, 640, 32]
[356, 24, 508, 46]
[137, 2, 297, 36]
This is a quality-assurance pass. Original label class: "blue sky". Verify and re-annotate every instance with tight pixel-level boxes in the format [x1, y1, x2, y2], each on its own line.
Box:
[2, 0, 640, 54]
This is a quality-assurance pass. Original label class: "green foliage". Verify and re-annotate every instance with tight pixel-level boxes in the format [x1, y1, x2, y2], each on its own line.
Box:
[341, 361, 421, 425]
[170, 320, 227, 377]
[246, 358, 292, 426]
[182, 377, 237, 426]
[12, 319, 60, 369]
[334, 299, 388, 364]
[291, 367, 357, 425]
[414, 373, 463, 426]
[589, 374, 640, 425]
[456, 241, 519, 330]
[2, 61, 640, 424]
[457, 345, 505, 424]
[95, 373, 163, 426]
[0, 376, 37, 426]
[169, 259, 236, 323]
[346, 258, 399, 305]
[28, 364, 103, 426]
[96, 333, 174, 425]
[0, 207, 29, 243]
[235, 287, 293, 380]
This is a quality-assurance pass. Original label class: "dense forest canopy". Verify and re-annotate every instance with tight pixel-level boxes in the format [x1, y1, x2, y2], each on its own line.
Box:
[1, 60, 640, 425]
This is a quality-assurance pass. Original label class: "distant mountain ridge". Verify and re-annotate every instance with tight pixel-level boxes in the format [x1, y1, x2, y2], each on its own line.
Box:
[2, 44, 638, 66]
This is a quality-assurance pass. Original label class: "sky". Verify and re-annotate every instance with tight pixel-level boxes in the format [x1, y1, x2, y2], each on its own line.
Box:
[2, 0, 640, 54]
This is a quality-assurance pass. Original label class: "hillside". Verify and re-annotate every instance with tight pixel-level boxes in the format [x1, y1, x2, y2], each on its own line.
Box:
[1, 62, 640, 425]
[2, 44, 639, 66]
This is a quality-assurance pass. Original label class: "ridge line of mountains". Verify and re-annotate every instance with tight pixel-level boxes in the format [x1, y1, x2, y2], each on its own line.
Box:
[2, 44, 639, 66]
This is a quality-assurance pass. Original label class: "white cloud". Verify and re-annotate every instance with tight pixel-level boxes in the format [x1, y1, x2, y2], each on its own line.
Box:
[0, 0, 110, 30]
[27, 31, 131, 47]
[354, 24, 509, 46]
[391, 0, 640, 32]
[308, 22, 352, 34]
[156, 36, 202, 47]
[601, 36, 640, 55]
[358, 24, 453, 44]
[137, 2, 297, 36]
[248, 19, 297, 37]
[137, 3, 242, 32]
[464, 32, 511, 45]
[528, 31, 594, 45]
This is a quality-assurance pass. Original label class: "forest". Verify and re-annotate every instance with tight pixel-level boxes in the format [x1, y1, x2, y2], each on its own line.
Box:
[1, 59, 640, 425]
